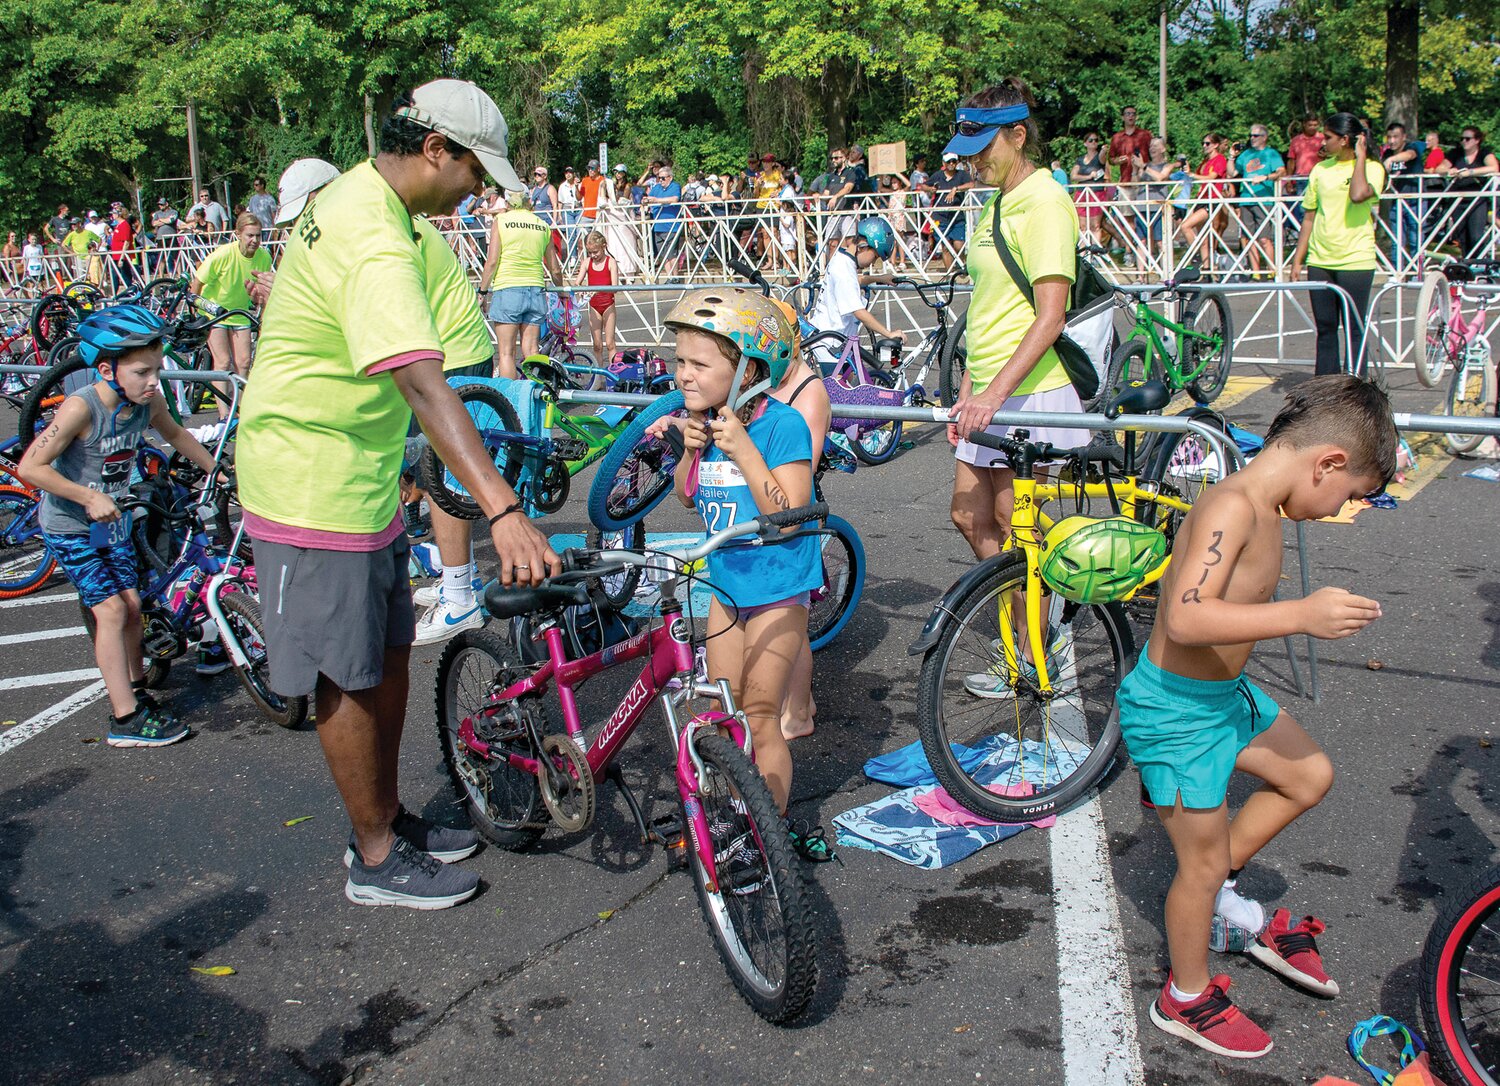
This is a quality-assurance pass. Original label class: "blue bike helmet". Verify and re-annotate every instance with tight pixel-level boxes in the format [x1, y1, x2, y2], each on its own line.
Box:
[855, 217, 896, 260]
[77, 304, 166, 368]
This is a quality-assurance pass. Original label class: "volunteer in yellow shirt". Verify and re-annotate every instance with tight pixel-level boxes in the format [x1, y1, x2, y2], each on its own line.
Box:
[476, 191, 562, 378]
[1291, 112, 1386, 376]
[944, 80, 1091, 564]
[190, 212, 274, 419]
[236, 80, 558, 912]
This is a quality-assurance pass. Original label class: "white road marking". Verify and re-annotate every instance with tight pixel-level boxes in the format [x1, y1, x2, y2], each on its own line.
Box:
[0, 667, 102, 691]
[0, 591, 78, 610]
[0, 680, 108, 755]
[1052, 795, 1146, 1086]
[0, 625, 86, 646]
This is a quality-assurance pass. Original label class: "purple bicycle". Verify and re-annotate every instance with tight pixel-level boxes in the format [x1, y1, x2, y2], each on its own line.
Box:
[434, 504, 826, 1023]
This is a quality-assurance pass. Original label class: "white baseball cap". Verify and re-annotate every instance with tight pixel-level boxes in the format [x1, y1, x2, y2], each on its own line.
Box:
[275, 158, 342, 225]
[942, 151, 960, 162]
[395, 79, 523, 193]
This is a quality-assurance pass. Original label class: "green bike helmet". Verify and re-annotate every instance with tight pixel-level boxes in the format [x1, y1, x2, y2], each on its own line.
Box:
[1039, 515, 1167, 604]
[663, 287, 796, 411]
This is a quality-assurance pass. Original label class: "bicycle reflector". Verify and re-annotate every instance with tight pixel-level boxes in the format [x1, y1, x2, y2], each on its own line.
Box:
[1039, 516, 1166, 605]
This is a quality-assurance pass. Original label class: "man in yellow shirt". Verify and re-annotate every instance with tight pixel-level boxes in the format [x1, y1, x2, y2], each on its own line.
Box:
[238, 80, 559, 911]
[477, 191, 562, 378]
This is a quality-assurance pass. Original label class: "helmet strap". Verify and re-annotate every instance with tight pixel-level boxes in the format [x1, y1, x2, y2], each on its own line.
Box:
[727, 353, 771, 416]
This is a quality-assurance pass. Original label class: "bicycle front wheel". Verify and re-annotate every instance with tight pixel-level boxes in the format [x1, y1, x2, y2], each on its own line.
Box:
[685, 732, 817, 1023]
[220, 590, 307, 729]
[1420, 866, 1500, 1086]
[1183, 293, 1234, 404]
[1445, 356, 1495, 454]
[939, 310, 968, 407]
[851, 369, 904, 465]
[417, 383, 524, 520]
[0, 486, 57, 598]
[1140, 412, 1238, 549]
[1104, 338, 1164, 463]
[807, 515, 865, 651]
[16, 346, 86, 449]
[585, 390, 685, 531]
[915, 555, 1134, 823]
[1414, 272, 1452, 389]
[588, 515, 645, 610]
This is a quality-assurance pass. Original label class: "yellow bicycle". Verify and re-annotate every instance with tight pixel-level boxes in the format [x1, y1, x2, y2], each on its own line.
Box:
[910, 381, 1235, 823]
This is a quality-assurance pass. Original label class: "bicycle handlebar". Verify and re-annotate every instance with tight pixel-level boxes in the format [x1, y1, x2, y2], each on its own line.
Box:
[559, 501, 830, 578]
[801, 329, 847, 352]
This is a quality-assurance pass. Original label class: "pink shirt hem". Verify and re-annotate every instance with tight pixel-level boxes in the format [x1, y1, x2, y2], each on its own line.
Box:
[366, 350, 443, 376]
[244, 509, 406, 553]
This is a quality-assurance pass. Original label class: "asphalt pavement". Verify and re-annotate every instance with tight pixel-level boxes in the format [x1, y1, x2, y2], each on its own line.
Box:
[2, 361, 1498, 1086]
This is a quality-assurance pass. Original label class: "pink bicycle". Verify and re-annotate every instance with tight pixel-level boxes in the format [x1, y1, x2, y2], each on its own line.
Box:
[1414, 258, 1499, 453]
[434, 504, 825, 1023]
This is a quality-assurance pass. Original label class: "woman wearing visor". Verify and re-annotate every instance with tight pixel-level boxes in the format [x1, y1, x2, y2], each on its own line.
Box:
[946, 79, 1090, 573]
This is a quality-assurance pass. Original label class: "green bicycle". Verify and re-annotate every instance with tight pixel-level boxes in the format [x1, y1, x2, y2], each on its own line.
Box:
[1104, 266, 1234, 407]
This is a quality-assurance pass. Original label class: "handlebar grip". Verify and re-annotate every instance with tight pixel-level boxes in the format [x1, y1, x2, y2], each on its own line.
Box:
[758, 502, 829, 531]
[965, 430, 1017, 453]
[559, 547, 592, 574]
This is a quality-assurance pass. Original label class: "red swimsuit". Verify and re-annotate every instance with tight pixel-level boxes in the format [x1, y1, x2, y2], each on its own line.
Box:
[586, 256, 615, 315]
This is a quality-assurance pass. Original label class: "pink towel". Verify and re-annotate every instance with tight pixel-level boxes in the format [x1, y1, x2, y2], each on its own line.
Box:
[912, 783, 1058, 829]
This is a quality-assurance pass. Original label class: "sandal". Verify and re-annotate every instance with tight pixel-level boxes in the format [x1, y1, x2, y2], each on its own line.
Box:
[787, 819, 842, 865]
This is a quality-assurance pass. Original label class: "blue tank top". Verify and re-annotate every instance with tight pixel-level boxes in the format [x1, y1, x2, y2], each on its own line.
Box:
[39, 383, 152, 536]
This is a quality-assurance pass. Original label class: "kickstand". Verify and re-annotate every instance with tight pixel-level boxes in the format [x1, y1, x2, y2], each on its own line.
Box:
[606, 764, 679, 849]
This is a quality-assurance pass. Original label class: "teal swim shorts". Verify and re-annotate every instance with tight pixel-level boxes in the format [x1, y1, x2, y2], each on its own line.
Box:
[1117, 653, 1281, 810]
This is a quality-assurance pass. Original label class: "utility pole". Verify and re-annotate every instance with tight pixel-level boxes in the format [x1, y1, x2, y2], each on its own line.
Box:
[1158, 3, 1169, 143]
[186, 100, 202, 200]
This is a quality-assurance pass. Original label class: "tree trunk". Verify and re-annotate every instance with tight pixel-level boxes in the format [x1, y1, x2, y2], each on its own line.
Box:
[1384, 0, 1419, 130]
[363, 95, 377, 158]
[821, 57, 857, 152]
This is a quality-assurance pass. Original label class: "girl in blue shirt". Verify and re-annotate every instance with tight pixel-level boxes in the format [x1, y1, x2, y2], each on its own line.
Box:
[654, 288, 819, 813]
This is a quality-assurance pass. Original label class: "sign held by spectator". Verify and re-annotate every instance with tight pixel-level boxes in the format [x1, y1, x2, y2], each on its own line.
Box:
[868, 141, 907, 176]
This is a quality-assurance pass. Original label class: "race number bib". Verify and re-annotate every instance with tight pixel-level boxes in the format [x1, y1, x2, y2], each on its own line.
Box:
[88, 511, 133, 548]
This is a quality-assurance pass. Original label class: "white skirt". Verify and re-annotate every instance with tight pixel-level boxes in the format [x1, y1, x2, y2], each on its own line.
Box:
[954, 383, 1092, 467]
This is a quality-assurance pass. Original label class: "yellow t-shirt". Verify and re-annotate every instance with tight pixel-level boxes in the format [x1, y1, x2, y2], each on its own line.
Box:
[238, 160, 443, 534]
[194, 241, 273, 327]
[1303, 156, 1387, 271]
[414, 219, 492, 372]
[63, 229, 95, 256]
[965, 170, 1078, 396]
[491, 210, 551, 290]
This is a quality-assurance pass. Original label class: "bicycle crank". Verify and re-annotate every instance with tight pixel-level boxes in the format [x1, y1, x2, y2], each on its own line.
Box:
[539, 734, 596, 832]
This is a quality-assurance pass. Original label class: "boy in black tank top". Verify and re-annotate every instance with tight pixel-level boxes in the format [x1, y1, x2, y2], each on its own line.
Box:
[18, 307, 226, 748]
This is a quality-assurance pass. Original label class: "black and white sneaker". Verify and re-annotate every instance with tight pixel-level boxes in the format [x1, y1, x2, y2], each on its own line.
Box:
[342, 805, 480, 868]
[196, 644, 231, 676]
[106, 703, 189, 748]
[344, 836, 479, 910]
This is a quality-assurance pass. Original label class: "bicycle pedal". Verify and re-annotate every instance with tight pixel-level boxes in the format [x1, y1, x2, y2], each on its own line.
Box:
[552, 437, 589, 461]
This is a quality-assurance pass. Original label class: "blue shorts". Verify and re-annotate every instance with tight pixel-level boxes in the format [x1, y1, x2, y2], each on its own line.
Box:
[1117, 653, 1281, 810]
[44, 531, 140, 608]
[939, 217, 967, 241]
[488, 286, 546, 327]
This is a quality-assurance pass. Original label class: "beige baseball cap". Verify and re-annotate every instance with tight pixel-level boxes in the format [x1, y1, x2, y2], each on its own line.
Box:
[395, 79, 523, 193]
[276, 158, 341, 225]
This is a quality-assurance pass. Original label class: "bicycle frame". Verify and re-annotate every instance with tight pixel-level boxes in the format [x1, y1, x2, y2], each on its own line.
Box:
[459, 594, 750, 892]
[1441, 286, 1491, 361]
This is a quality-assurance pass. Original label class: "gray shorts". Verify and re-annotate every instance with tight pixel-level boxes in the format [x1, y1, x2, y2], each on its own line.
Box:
[253, 534, 416, 697]
[1238, 202, 1271, 234]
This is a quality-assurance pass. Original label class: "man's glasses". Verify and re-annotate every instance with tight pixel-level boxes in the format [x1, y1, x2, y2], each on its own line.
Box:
[1084, 138, 1099, 144]
[1250, 132, 1267, 138]
[1462, 135, 1478, 141]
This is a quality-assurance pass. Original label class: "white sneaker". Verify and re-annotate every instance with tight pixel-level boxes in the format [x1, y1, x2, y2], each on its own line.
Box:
[413, 598, 485, 645]
[962, 628, 1070, 698]
[413, 576, 484, 608]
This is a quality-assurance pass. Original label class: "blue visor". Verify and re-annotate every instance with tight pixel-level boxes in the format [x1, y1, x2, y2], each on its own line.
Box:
[943, 104, 1031, 158]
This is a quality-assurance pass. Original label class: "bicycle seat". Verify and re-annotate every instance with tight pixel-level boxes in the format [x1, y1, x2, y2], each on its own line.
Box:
[520, 356, 573, 391]
[1167, 266, 1202, 288]
[1105, 379, 1170, 418]
[483, 580, 591, 620]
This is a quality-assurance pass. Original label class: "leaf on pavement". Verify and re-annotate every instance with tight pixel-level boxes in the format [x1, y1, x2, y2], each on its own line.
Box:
[954, 1023, 972, 1033]
[597, 910, 615, 921]
[191, 966, 236, 976]
[282, 816, 314, 827]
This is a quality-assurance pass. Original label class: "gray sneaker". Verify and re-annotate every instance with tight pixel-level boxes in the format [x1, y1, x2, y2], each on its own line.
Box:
[344, 835, 480, 910]
[343, 805, 480, 868]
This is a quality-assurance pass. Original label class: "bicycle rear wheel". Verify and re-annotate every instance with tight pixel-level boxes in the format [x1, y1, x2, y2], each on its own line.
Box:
[1139, 412, 1238, 548]
[0, 486, 57, 598]
[16, 345, 86, 448]
[434, 628, 545, 851]
[1414, 272, 1452, 389]
[417, 383, 524, 520]
[685, 732, 816, 1023]
[1420, 866, 1500, 1085]
[1183, 293, 1234, 403]
[851, 369, 904, 465]
[588, 515, 645, 610]
[586, 390, 685, 531]
[1445, 355, 1495, 454]
[939, 310, 968, 407]
[219, 590, 307, 729]
[915, 554, 1134, 823]
[807, 515, 864, 651]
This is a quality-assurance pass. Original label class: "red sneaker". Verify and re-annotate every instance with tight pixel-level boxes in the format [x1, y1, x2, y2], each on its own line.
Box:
[1149, 974, 1273, 1059]
[1247, 908, 1339, 997]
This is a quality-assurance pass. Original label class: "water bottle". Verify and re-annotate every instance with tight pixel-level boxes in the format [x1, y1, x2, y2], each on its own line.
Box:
[1210, 914, 1257, 953]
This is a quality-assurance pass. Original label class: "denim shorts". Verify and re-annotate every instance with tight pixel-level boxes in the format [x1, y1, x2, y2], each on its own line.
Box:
[488, 286, 546, 327]
[1118, 653, 1281, 810]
